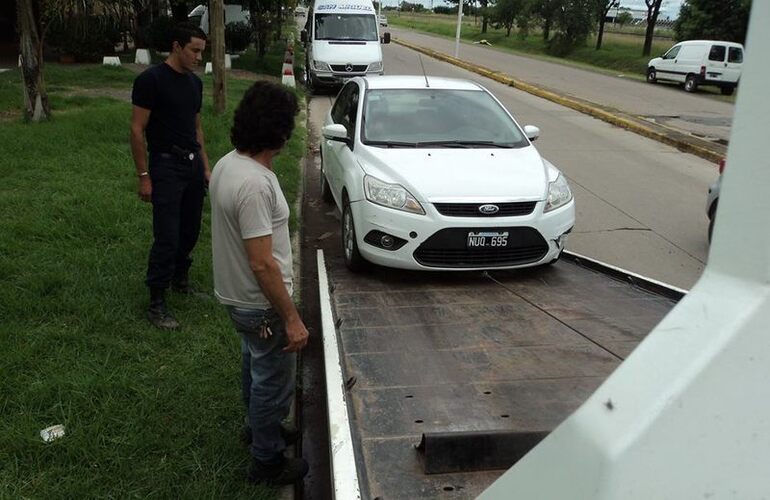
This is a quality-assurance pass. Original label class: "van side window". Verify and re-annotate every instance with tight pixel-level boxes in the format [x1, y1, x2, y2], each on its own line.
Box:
[709, 45, 726, 62]
[728, 47, 743, 63]
[663, 45, 680, 60]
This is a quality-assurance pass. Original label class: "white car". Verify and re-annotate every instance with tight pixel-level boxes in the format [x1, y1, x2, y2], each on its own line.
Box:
[378, 14, 388, 27]
[320, 76, 575, 272]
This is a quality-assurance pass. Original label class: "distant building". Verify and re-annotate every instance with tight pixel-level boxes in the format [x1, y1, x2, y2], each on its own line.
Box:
[607, 6, 675, 27]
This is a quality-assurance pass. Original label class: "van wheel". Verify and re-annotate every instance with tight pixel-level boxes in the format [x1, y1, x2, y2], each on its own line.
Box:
[721, 86, 735, 96]
[646, 68, 657, 83]
[684, 75, 698, 93]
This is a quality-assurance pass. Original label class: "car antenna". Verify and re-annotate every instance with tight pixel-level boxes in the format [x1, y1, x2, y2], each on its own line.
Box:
[418, 54, 430, 88]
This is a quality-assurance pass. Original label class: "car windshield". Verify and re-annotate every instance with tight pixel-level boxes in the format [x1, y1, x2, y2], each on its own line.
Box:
[362, 88, 528, 148]
[315, 13, 378, 41]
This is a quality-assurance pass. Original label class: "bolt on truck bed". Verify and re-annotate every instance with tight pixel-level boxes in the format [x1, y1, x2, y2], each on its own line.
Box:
[317, 251, 679, 499]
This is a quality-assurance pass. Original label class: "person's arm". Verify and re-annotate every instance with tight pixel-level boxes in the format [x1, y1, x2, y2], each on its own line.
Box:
[130, 105, 152, 202]
[244, 236, 309, 352]
[195, 113, 211, 184]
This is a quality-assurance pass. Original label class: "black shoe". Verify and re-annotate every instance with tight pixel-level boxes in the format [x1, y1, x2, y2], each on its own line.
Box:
[247, 456, 309, 486]
[240, 424, 300, 446]
[146, 305, 180, 330]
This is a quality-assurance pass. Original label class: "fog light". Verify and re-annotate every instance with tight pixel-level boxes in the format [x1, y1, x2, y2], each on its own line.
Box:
[380, 235, 395, 248]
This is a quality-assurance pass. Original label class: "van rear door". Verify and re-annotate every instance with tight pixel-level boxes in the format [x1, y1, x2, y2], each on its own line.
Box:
[723, 46, 743, 84]
[705, 44, 728, 83]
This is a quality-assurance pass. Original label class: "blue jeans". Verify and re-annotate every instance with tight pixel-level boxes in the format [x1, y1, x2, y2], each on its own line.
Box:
[227, 306, 296, 462]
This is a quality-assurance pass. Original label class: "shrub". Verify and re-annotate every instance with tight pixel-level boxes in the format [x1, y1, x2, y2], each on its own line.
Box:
[148, 16, 176, 52]
[47, 16, 123, 62]
[226, 22, 253, 52]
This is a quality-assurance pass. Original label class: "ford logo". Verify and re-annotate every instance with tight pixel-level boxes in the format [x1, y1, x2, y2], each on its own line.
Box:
[345, 64, 354, 72]
[478, 204, 499, 215]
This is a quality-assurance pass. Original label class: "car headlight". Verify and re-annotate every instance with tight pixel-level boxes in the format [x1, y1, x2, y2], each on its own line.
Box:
[368, 61, 383, 72]
[364, 175, 425, 214]
[544, 174, 572, 213]
[313, 60, 331, 71]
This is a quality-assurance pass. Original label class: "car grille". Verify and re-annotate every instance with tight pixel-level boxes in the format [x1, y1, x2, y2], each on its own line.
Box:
[433, 202, 537, 217]
[330, 64, 368, 73]
[414, 227, 548, 268]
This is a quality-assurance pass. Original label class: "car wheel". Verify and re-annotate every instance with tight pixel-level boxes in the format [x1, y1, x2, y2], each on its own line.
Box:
[342, 198, 367, 272]
[721, 86, 735, 96]
[684, 75, 698, 93]
[320, 154, 333, 204]
[646, 67, 657, 83]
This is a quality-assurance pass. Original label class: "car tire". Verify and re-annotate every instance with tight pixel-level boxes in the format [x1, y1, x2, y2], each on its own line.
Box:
[646, 67, 657, 83]
[342, 198, 367, 272]
[684, 75, 698, 93]
[721, 86, 735, 96]
[320, 154, 333, 204]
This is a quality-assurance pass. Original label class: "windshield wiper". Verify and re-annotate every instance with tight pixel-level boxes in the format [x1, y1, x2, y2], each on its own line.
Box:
[415, 140, 515, 148]
[365, 140, 419, 148]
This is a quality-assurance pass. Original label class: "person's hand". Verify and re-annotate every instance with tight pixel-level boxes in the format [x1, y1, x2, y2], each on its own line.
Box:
[138, 176, 152, 203]
[284, 317, 309, 352]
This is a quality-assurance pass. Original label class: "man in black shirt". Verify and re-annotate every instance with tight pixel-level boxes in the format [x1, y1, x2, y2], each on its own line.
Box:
[130, 23, 211, 329]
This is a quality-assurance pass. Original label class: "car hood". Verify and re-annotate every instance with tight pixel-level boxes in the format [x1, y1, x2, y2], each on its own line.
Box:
[357, 146, 550, 202]
[312, 41, 382, 65]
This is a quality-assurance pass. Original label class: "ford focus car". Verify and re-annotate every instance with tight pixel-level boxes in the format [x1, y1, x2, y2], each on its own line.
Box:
[319, 75, 575, 272]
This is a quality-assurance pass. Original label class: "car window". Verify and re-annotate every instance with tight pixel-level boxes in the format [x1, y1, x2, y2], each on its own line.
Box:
[331, 83, 354, 126]
[347, 86, 360, 139]
[709, 45, 726, 62]
[728, 47, 743, 63]
[362, 88, 528, 148]
[663, 45, 680, 60]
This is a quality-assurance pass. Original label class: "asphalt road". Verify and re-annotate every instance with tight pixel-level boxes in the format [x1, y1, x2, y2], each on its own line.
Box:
[388, 26, 736, 146]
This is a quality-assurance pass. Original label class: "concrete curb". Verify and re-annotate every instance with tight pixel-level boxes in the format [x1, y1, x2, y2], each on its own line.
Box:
[394, 38, 725, 164]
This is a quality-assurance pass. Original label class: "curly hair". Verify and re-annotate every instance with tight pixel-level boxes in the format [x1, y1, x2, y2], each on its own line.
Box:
[231, 81, 299, 155]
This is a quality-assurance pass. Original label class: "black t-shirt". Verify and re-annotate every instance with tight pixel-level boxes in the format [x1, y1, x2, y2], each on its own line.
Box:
[131, 63, 203, 153]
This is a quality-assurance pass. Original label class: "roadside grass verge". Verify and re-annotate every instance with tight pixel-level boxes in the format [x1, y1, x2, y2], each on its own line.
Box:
[389, 13, 671, 76]
[0, 64, 304, 499]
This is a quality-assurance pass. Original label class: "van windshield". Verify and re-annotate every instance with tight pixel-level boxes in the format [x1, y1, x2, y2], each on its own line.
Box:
[314, 13, 378, 41]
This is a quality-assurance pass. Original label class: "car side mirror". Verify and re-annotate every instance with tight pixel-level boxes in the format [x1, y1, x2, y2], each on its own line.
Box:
[301, 30, 308, 43]
[381, 32, 391, 44]
[523, 125, 540, 142]
[323, 123, 350, 145]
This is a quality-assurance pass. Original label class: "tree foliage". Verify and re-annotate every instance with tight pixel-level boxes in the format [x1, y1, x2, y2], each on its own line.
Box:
[595, 0, 618, 50]
[642, 0, 663, 56]
[548, 0, 596, 55]
[492, 0, 522, 36]
[674, 0, 752, 44]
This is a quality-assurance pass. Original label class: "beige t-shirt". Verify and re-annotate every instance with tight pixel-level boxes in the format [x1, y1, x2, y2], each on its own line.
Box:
[210, 150, 293, 308]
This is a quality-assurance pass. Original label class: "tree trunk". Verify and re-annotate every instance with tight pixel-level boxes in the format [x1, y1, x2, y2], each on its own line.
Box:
[17, 0, 49, 122]
[275, 4, 283, 40]
[506, 25, 511, 36]
[596, 17, 605, 50]
[543, 19, 551, 41]
[210, 0, 226, 115]
[642, 1, 662, 56]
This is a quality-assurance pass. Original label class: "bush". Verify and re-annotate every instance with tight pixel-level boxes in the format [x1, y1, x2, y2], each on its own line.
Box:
[148, 16, 176, 52]
[433, 6, 453, 14]
[226, 22, 253, 52]
[47, 16, 123, 62]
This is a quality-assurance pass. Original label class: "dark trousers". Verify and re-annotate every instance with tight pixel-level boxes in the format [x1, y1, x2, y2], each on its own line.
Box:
[145, 153, 205, 289]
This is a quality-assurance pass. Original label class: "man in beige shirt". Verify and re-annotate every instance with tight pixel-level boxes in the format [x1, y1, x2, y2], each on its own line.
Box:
[209, 81, 309, 485]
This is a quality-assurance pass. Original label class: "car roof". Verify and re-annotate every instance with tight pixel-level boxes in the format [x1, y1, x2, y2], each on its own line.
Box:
[361, 75, 484, 91]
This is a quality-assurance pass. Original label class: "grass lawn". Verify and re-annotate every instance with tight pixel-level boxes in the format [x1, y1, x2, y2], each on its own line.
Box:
[389, 12, 673, 76]
[0, 46, 305, 498]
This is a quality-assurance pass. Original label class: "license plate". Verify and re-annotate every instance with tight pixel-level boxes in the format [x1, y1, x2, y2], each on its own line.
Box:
[467, 231, 509, 248]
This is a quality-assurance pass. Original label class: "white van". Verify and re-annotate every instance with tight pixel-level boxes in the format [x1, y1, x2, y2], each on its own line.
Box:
[188, 4, 250, 35]
[301, 0, 390, 91]
[647, 40, 744, 95]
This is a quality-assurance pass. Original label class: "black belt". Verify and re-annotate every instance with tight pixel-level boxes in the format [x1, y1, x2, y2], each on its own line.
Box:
[152, 147, 198, 161]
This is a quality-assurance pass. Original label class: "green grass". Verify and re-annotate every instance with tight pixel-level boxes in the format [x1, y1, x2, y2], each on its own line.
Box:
[390, 12, 672, 76]
[0, 64, 305, 499]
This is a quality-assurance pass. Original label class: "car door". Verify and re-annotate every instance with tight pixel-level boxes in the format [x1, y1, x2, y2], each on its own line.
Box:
[705, 44, 728, 83]
[657, 44, 681, 81]
[326, 82, 359, 201]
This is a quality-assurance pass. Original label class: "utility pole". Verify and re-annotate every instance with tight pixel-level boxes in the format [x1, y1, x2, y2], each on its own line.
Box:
[210, 0, 226, 115]
[454, 0, 463, 58]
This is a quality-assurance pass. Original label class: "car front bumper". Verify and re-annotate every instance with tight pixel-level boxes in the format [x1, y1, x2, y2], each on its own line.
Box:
[350, 198, 575, 271]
